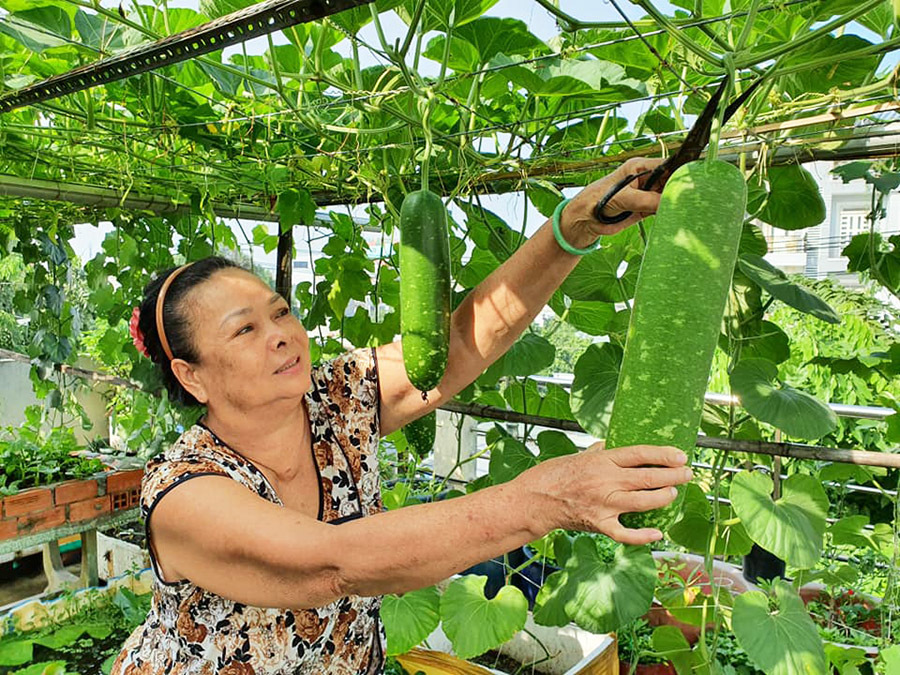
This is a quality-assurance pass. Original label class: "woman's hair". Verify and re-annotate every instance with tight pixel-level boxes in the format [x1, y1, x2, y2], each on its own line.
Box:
[137, 256, 243, 406]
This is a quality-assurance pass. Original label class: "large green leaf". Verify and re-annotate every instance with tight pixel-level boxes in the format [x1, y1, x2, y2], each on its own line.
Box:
[782, 35, 882, 94]
[74, 10, 124, 52]
[561, 245, 640, 304]
[729, 471, 829, 569]
[732, 580, 827, 675]
[424, 17, 545, 70]
[842, 233, 900, 293]
[504, 379, 574, 421]
[740, 320, 791, 364]
[738, 255, 840, 324]
[0, 7, 71, 52]
[480, 332, 555, 385]
[398, 0, 501, 31]
[457, 248, 500, 288]
[277, 188, 317, 228]
[668, 483, 753, 556]
[500, 55, 646, 100]
[0, 639, 32, 667]
[536, 430, 578, 460]
[488, 434, 538, 484]
[457, 202, 523, 262]
[564, 300, 616, 336]
[570, 342, 622, 439]
[651, 626, 696, 675]
[757, 166, 826, 231]
[381, 585, 441, 655]
[533, 537, 656, 633]
[730, 358, 838, 439]
[440, 576, 527, 659]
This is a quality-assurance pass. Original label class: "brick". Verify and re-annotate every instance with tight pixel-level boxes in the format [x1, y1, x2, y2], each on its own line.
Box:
[68, 495, 111, 522]
[106, 469, 143, 494]
[54, 479, 99, 506]
[4, 489, 52, 517]
[17, 506, 66, 535]
[0, 519, 17, 541]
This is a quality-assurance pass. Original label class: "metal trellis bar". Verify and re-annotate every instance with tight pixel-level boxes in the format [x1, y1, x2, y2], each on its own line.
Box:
[438, 400, 900, 470]
[0, 0, 374, 114]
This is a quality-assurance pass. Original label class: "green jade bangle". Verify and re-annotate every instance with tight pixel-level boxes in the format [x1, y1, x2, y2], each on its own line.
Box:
[552, 198, 602, 256]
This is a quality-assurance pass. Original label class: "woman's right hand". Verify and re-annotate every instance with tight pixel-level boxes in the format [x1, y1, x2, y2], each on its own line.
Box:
[517, 442, 692, 545]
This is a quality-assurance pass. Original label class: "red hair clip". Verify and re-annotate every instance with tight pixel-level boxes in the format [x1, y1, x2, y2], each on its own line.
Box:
[129, 307, 150, 358]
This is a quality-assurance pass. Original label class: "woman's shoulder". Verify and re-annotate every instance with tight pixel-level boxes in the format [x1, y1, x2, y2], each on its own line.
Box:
[141, 425, 268, 509]
[145, 424, 226, 472]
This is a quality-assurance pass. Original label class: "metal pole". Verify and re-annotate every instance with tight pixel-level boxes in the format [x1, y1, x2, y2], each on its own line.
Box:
[438, 400, 900, 470]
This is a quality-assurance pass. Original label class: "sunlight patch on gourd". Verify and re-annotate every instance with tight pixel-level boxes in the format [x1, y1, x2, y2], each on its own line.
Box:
[672, 229, 721, 271]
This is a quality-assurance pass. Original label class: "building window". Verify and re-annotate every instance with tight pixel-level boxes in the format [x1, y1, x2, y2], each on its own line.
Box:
[837, 209, 869, 252]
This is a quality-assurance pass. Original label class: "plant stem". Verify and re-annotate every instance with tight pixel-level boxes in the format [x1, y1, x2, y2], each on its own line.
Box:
[735, 0, 763, 52]
[633, 0, 723, 67]
[734, 0, 884, 68]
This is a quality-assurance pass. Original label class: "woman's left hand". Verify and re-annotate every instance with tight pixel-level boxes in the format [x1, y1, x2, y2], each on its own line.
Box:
[561, 157, 666, 244]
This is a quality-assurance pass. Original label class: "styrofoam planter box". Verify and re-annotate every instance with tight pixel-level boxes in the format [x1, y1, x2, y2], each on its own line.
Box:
[97, 531, 150, 581]
[424, 577, 618, 675]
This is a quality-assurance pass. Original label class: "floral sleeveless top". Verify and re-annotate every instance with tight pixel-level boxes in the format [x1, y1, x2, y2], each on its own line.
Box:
[112, 348, 386, 675]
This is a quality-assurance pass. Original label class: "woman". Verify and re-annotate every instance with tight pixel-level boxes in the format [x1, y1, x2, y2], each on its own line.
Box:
[112, 158, 692, 675]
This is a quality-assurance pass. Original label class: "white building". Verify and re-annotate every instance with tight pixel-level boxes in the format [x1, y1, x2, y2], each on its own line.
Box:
[760, 160, 899, 285]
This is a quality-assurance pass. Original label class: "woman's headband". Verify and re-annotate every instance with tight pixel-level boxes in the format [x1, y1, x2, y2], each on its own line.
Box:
[155, 263, 193, 361]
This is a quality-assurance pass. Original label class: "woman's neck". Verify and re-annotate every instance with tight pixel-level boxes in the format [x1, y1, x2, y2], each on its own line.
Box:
[202, 397, 311, 481]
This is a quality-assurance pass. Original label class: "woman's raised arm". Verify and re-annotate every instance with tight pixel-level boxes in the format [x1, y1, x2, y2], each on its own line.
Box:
[377, 158, 663, 436]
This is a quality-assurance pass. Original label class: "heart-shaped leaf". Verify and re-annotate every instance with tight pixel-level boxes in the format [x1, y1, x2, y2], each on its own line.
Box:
[488, 435, 538, 484]
[730, 358, 838, 439]
[560, 245, 641, 303]
[729, 471, 829, 569]
[570, 343, 622, 438]
[740, 320, 791, 364]
[533, 537, 656, 633]
[652, 626, 695, 675]
[756, 165, 826, 230]
[733, 579, 827, 675]
[382, 586, 441, 655]
[668, 483, 753, 556]
[504, 379, 573, 421]
[737, 255, 840, 324]
[440, 576, 527, 659]
[480, 332, 555, 386]
[536, 430, 578, 461]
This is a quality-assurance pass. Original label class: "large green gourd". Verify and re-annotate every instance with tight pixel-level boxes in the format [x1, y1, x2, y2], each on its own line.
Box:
[400, 189, 451, 392]
[607, 160, 747, 530]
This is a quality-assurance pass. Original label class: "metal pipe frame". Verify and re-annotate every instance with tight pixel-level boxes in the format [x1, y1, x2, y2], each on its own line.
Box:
[0, 0, 374, 114]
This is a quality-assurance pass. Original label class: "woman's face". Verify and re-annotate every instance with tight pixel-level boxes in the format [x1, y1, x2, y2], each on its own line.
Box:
[176, 268, 311, 410]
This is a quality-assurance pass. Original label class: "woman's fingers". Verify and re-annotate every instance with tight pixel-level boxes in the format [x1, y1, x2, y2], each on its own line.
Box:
[604, 521, 664, 546]
[623, 466, 693, 491]
[611, 187, 661, 216]
[609, 444, 687, 468]
[610, 486, 680, 513]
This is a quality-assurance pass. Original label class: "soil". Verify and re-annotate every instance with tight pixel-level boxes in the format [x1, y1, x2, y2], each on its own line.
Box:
[99, 520, 145, 548]
[471, 649, 533, 674]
